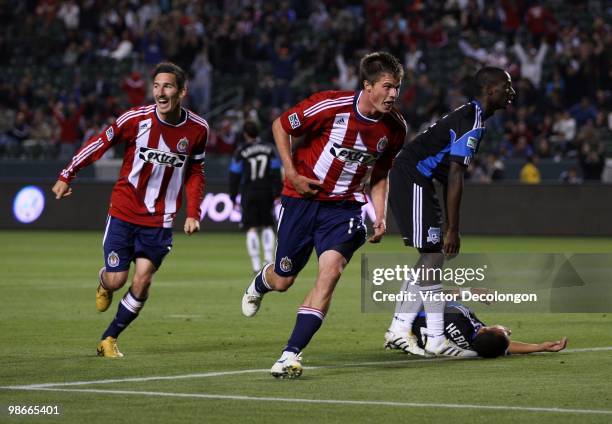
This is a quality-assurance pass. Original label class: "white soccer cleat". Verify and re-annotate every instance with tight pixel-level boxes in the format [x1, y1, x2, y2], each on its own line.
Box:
[241, 290, 262, 318]
[384, 330, 429, 356]
[271, 351, 303, 379]
[425, 336, 478, 357]
[241, 277, 264, 317]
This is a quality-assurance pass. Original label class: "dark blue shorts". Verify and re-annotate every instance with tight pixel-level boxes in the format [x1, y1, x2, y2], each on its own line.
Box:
[274, 196, 367, 277]
[102, 216, 173, 272]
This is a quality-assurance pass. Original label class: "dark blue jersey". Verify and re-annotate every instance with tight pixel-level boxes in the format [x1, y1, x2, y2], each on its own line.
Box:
[396, 101, 485, 184]
[412, 302, 485, 350]
[229, 139, 282, 202]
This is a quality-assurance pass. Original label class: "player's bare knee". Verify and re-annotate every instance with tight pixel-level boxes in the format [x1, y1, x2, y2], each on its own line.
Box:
[103, 271, 128, 290]
[131, 273, 153, 290]
[273, 275, 295, 292]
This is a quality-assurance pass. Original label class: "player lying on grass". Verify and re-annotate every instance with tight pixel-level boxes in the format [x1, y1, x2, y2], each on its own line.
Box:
[385, 301, 568, 358]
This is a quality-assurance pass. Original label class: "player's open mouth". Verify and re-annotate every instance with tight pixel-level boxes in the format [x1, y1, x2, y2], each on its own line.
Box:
[157, 99, 169, 106]
[383, 101, 394, 107]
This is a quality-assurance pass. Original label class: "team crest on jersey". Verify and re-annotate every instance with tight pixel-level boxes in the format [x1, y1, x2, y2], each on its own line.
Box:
[376, 136, 388, 152]
[279, 256, 293, 273]
[288, 113, 301, 129]
[105, 126, 114, 141]
[426, 227, 441, 244]
[107, 251, 120, 268]
[176, 137, 189, 153]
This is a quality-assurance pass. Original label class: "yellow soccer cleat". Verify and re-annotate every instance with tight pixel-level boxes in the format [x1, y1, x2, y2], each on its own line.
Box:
[96, 336, 124, 358]
[95, 268, 113, 312]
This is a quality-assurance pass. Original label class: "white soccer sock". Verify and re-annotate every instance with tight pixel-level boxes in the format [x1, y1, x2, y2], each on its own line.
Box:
[388, 277, 422, 335]
[246, 229, 261, 273]
[261, 227, 275, 263]
[421, 284, 445, 338]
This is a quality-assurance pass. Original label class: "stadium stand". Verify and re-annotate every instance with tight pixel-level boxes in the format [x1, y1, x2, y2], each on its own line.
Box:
[0, 0, 609, 183]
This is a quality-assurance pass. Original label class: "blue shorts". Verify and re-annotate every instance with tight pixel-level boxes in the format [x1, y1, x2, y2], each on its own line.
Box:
[274, 196, 367, 277]
[102, 216, 173, 272]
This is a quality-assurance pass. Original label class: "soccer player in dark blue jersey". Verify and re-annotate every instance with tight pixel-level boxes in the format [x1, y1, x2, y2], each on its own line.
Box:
[386, 302, 567, 358]
[385, 67, 516, 357]
[229, 121, 282, 274]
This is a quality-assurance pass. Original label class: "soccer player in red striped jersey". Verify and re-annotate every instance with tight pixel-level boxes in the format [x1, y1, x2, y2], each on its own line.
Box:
[52, 62, 208, 358]
[240, 52, 408, 378]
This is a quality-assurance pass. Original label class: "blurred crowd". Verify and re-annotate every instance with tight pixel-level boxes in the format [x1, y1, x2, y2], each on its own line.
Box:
[0, 0, 610, 182]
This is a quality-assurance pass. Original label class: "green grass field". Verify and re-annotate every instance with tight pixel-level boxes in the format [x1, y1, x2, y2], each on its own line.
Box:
[1, 231, 612, 423]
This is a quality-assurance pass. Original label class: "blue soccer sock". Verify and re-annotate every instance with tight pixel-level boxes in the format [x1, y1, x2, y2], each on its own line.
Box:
[253, 263, 272, 295]
[101, 290, 146, 339]
[283, 306, 325, 354]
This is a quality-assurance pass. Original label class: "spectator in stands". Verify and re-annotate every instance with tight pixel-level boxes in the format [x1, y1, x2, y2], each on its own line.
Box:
[53, 101, 83, 160]
[486, 153, 505, 181]
[550, 111, 576, 155]
[579, 141, 605, 181]
[404, 41, 426, 74]
[335, 53, 358, 91]
[520, 156, 541, 184]
[513, 39, 548, 88]
[3, 111, 30, 158]
[190, 47, 213, 116]
[569, 97, 598, 129]
[559, 167, 582, 184]
[121, 71, 147, 107]
[23, 109, 55, 159]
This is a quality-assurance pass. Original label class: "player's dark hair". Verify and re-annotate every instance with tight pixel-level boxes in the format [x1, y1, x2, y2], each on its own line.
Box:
[472, 331, 510, 358]
[359, 52, 404, 86]
[243, 120, 260, 138]
[152, 62, 187, 90]
[473, 66, 507, 95]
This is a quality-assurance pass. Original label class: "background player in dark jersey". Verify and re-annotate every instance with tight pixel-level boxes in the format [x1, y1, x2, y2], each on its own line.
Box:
[229, 121, 282, 274]
[386, 302, 568, 358]
[385, 67, 516, 357]
[52, 62, 208, 358]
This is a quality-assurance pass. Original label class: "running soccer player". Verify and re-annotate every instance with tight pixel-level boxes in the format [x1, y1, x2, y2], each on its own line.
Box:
[241, 52, 407, 378]
[229, 121, 282, 275]
[52, 62, 208, 358]
[386, 302, 568, 358]
[384, 67, 516, 357]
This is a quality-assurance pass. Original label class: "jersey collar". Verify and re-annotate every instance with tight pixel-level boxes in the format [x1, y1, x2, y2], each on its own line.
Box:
[354, 91, 380, 123]
[154, 106, 188, 127]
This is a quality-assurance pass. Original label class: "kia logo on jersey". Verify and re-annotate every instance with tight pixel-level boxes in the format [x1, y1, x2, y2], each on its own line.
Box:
[330, 143, 379, 165]
[138, 147, 186, 168]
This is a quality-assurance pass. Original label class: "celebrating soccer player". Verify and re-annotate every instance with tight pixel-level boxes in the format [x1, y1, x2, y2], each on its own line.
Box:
[384, 67, 516, 357]
[52, 62, 208, 358]
[240, 52, 407, 378]
[229, 121, 283, 275]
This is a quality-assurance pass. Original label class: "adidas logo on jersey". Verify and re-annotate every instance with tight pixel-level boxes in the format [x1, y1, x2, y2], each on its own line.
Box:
[330, 143, 379, 165]
[138, 147, 186, 168]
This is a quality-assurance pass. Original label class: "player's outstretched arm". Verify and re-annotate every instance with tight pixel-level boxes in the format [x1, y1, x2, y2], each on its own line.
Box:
[508, 337, 568, 354]
[184, 217, 200, 235]
[52, 180, 72, 199]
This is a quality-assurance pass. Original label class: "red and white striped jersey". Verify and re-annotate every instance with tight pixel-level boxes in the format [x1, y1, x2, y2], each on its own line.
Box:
[279, 90, 407, 202]
[59, 105, 208, 228]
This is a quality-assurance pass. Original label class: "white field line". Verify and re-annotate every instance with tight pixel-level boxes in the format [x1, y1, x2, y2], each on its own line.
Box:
[1, 346, 611, 391]
[9, 387, 612, 416]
